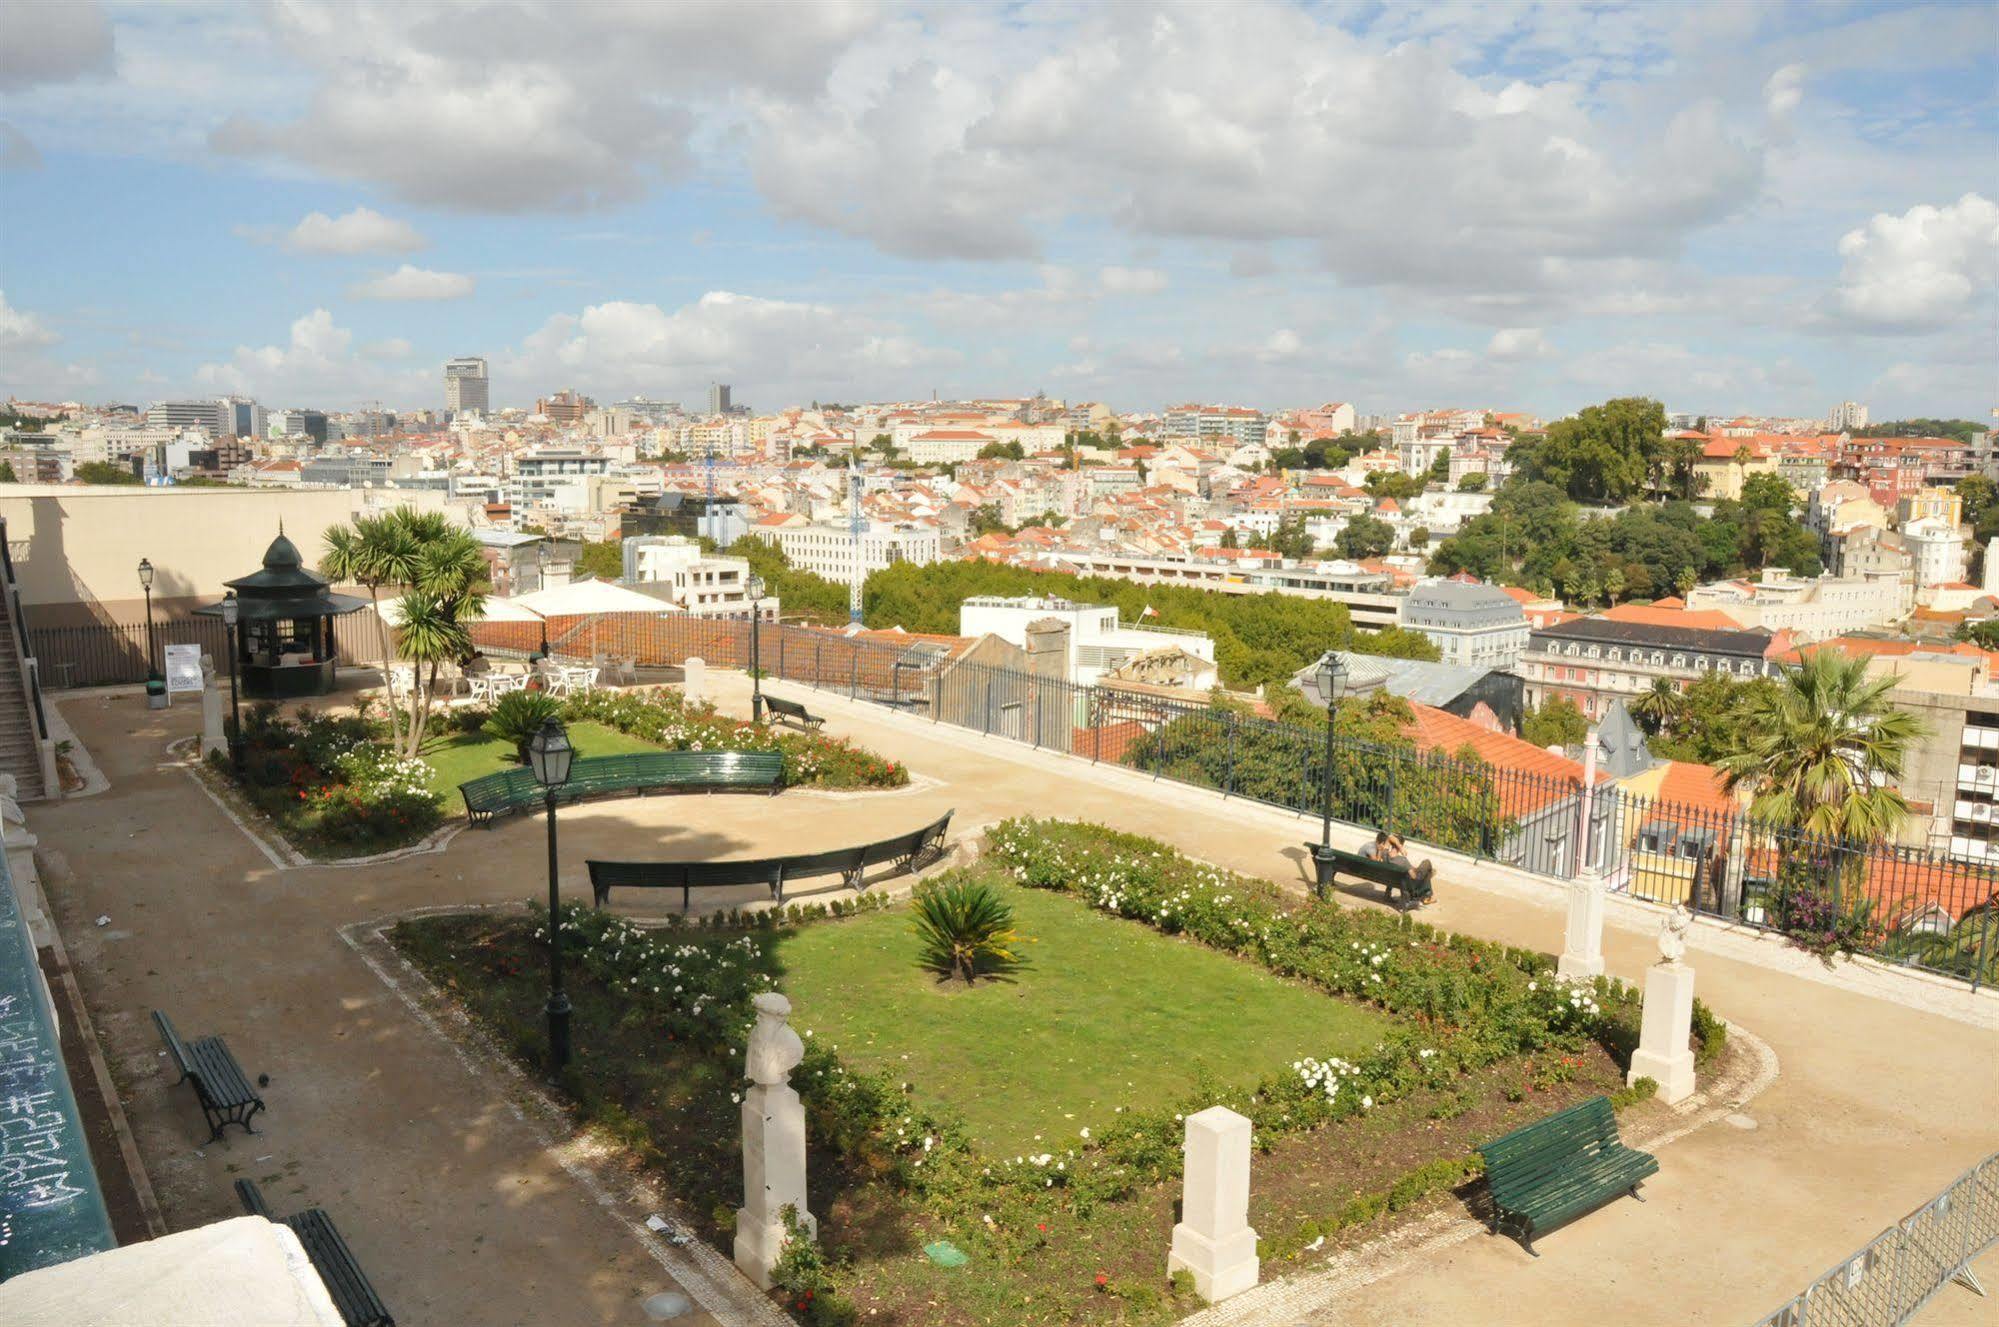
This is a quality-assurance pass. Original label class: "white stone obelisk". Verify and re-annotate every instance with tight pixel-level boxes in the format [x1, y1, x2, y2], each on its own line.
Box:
[1167, 1106, 1258, 1302]
[200, 655, 227, 760]
[1627, 906, 1698, 1104]
[1558, 728, 1606, 980]
[682, 656, 706, 704]
[734, 992, 814, 1289]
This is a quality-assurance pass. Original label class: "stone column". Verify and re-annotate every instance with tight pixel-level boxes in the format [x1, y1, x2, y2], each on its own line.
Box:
[1627, 907, 1698, 1104]
[734, 992, 814, 1290]
[1167, 1106, 1258, 1302]
[682, 656, 706, 705]
[1557, 875, 1606, 980]
[200, 655, 227, 760]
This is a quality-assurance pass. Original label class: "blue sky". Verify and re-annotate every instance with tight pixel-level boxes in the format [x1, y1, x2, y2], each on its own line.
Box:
[0, 0, 1993, 421]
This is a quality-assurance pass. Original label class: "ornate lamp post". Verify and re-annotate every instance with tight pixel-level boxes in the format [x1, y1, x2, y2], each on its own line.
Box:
[746, 572, 766, 723]
[220, 591, 244, 776]
[527, 716, 575, 1072]
[137, 557, 157, 679]
[1310, 651, 1348, 898]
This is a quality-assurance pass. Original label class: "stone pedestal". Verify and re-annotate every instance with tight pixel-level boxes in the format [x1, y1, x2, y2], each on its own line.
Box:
[1167, 1106, 1258, 1302]
[734, 993, 813, 1290]
[201, 682, 227, 760]
[1556, 874, 1606, 981]
[682, 656, 705, 705]
[1627, 961, 1698, 1104]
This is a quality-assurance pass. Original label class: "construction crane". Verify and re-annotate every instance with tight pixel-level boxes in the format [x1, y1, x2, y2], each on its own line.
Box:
[848, 449, 865, 624]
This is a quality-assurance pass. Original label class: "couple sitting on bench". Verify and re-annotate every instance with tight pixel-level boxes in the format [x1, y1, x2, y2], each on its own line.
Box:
[1365, 831, 1436, 909]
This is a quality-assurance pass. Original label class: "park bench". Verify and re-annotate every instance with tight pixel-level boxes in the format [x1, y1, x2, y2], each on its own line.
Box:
[762, 695, 824, 731]
[153, 1009, 264, 1141]
[1475, 1095, 1658, 1256]
[588, 810, 953, 908]
[235, 1180, 394, 1327]
[1304, 843, 1432, 909]
[459, 749, 783, 825]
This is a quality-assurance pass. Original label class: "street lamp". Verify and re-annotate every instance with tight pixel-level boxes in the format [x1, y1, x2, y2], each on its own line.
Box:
[220, 591, 244, 775]
[746, 572, 766, 723]
[527, 717, 575, 1073]
[1310, 651, 1348, 899]
[137, 557, 157, 680]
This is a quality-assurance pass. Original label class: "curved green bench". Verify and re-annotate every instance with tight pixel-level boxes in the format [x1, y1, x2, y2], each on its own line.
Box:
[459, 750, 783, 825]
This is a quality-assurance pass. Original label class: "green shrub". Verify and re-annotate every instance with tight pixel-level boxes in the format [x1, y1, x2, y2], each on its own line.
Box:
[911, 874, 1026, 984]
[560, 686, 907, 789]
[484, 690, 565, 761]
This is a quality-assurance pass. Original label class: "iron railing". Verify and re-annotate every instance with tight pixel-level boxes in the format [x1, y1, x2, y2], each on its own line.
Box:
[29, 617, 361, 691]
[1751, 1151, 1998, 1327]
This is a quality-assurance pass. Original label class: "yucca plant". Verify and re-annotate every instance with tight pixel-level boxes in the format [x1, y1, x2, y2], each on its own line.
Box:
[911, 876, 1025, 985]
[484, 690, 565, 763]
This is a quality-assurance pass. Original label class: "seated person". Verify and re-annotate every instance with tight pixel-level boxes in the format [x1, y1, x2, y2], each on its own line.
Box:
[1380, 835, 1436, 908]
[1362, 830, 1391, 861]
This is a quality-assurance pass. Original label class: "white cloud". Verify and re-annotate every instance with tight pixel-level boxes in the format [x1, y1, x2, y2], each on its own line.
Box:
[0, 122, 41, 171]
[1763, 64, 1805, 120]
[0, 291, 58, 352]
[210, 1, 877, 212]
[504, 290, 955, 403]
[347, 265, 476, 301]
[1487, 328, 1552, 361]
[1098, 266, 1168, 296]
[194, 309, 427, 403]
[1829, 193, 1998, 331]
[1261, 329, 1303, 360]
[0, 0, 113, 91]
[280, 207, 426, 254]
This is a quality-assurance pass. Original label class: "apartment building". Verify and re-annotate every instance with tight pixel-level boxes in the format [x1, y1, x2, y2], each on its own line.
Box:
[623, 536, 764, 616]
[752, 522, 941, 584]
[1684, 573, 1908, 639]
[1163, 404, 1266, 447]
[1519, 606, 1780, 723]
[444, 356, 489, 417]
[959, 595, 1217, 689]
[1397, 579, 1531, 669]
[509, 449, 609, 510]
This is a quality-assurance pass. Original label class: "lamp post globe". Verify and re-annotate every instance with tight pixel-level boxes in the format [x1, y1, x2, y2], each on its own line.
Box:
[137, 557, 157, 681]
[220, 592, 244, 776]
[1311, 651, 1349, 897]
[746, 572, 766, 722]
[528, 717, 575, 1072]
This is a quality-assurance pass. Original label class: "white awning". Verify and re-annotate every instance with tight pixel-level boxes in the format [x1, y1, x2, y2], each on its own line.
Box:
[510, 579, 681, 616]
[375, 596, 543, 628]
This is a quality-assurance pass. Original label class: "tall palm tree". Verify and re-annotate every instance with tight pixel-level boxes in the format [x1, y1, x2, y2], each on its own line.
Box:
[321, 514, 422, 745]
[1715, 650, 1930, 843]
[391, 592, 472, 755]
[1629, 677, 1684, 736]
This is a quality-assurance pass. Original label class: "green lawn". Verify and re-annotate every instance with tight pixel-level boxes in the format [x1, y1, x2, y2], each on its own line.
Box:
[419, 720, 661, 792]
[776, 884, 1389, 1152]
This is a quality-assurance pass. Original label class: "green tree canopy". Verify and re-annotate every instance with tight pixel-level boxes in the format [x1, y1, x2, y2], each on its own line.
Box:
[1513, 397, 1669, 504]
[76, 461, 140, 485]
[1333, 513, 1394, 559]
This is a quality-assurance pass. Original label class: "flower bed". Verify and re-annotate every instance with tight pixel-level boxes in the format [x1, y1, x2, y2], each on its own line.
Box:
[211, 702, 444, 858]
[393, 822, 1726, 1325]
[561, 687, 908, 789]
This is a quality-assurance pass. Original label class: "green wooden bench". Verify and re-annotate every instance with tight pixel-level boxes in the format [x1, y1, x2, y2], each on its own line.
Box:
[1305, 842, 1433, 909]
[236, 1180, 394, 1326]
[459, 749, 783, 825]
[1475, 1095, 1658, 1256]
[588, 810, 954, 908]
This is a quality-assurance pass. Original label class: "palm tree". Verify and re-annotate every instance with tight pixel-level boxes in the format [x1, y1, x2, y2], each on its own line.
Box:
[391, 592, 472, 755]
[321, 514, 422, 745]
[1715, 650, 1930, 843]
[1629, 677, 1684, 736]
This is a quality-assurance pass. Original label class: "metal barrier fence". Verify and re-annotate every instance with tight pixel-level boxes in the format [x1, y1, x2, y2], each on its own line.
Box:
[28, 617, 364, 690]
[42, 607, 1996, 986]
[1751, 1150, 1998, 1327]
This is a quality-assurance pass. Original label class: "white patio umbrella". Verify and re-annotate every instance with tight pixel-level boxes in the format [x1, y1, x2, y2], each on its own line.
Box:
[374, 596, 544, 628]
[510, 578, 680, 658]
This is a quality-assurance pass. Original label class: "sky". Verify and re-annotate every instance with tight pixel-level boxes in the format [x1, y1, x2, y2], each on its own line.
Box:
[0, 0, 1993, 421]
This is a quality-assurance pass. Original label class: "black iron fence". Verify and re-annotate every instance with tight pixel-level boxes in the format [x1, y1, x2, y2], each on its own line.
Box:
[29, 617, 364, 690]
[42, 606, 1999, 986]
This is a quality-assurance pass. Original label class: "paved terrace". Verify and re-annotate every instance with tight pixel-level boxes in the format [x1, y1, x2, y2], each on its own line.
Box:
[30, 678, 1999, 1327]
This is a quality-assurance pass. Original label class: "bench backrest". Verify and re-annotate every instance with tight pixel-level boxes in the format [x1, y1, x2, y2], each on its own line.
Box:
[764, 696, 809, 717]
[153, 1009, 194, 1078]
[1477, 1096, 1621, 1201]
[465, 749, 783, 810]
[588, 860, 689, 889]
[1327, 846, 1409, 874]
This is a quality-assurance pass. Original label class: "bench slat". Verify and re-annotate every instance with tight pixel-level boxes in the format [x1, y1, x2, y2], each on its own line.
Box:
[1476, 1096, 1656, 1254]
[587, 810, 952, 908]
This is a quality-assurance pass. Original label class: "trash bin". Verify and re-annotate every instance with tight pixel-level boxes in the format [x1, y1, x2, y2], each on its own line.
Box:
[145, 675, 168, 709]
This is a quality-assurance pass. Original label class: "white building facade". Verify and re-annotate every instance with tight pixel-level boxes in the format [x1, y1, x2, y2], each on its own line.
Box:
[958, 595, 1218, 689]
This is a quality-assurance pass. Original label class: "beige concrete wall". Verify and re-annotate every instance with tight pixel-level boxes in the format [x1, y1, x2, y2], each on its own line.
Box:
[0, 486, 453, 626]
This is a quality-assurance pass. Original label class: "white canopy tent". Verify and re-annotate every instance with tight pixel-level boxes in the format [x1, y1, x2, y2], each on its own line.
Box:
[510, 579, 680, 660]
[373, 596, 544, 629]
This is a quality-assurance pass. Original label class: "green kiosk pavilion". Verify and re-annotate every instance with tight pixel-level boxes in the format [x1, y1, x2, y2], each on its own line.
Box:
[196, 529, 369, 700]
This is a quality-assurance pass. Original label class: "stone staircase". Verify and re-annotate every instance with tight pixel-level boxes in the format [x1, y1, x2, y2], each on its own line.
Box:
[0, 522, 53, 800]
